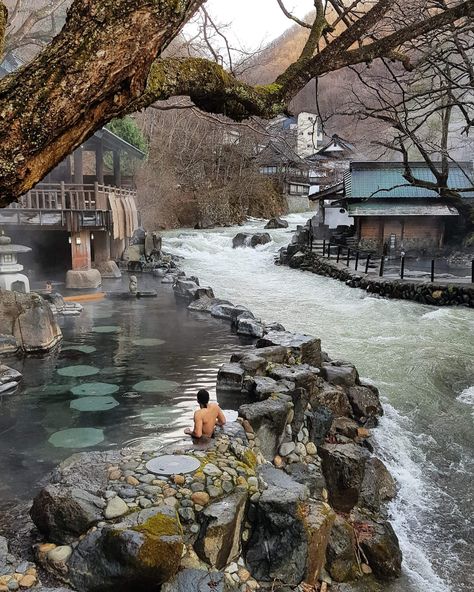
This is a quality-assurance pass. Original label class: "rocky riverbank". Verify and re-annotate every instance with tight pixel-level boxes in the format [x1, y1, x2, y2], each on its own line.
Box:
[278, 222, 474, 308]
[1, 255, 402, 592]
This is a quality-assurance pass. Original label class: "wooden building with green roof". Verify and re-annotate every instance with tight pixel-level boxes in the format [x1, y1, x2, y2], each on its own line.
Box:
[344, 162, 473, 254]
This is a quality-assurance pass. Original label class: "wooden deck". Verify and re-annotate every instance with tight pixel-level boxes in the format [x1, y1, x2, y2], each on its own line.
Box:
[0, 183, 137, 230]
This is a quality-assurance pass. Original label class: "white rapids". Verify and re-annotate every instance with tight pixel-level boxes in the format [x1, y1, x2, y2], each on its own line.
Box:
[164, 214, 474, 592]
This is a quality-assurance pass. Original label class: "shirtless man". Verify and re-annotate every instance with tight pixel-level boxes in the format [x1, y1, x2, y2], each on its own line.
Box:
[185, 389, 226, 441]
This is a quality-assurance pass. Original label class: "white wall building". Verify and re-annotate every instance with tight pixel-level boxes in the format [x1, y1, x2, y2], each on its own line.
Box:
[296, 112, 323, 158]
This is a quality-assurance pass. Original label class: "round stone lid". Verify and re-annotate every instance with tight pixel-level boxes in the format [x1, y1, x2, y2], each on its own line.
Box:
[146, 454, 201, 476]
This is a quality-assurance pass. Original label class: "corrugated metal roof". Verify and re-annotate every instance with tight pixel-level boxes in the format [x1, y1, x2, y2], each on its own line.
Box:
[348, 201, 459, 217]
[347, 162, 474, 199]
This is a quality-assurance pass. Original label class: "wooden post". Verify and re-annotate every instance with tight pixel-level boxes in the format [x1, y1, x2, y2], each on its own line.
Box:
[400, 256, 405, 280]
[472, 260, 474, 284]
[113, 150, 121, 187]
[327, 244, 331, 259]
[322, 239, 326, 256]
[73, 146, 84, 184]
[346, 248, 350, 266]
[365, 254, 371, 274]
[379, 256, 385, 277]
[337, 246, 341, 263]
[60, 181, 65, 209]
[355, 251, 359, 271]
[96, 142, 104, 184]
[431, 259, 435, 283]
[308, 220, 313, 252]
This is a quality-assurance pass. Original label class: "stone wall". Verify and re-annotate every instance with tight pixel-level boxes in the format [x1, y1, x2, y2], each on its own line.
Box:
[280, 222, 474, 308]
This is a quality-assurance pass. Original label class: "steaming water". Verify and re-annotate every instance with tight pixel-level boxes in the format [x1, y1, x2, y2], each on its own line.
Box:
[0, 278, 251, 515]
[164, 215, 474, 592]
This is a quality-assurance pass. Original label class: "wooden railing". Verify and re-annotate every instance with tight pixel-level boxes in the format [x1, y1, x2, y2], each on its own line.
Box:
[13, 182, 137, 211]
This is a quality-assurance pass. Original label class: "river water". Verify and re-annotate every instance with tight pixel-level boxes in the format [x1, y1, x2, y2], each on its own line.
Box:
[164, 214, 474, 592]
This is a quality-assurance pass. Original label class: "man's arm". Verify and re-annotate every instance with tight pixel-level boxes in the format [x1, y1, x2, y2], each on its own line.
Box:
[193, 411, 203, 438]
[217, 407, 226, 427]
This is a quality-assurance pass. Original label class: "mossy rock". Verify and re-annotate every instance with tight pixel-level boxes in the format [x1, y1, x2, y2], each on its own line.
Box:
[68, 506, 183, 592]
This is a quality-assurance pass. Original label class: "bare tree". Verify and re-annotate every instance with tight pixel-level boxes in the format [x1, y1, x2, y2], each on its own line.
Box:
[137, 107, 284, 228]
[337, 13, 473, 227]
[3, 0, 69, 56]
[0, 0, 472, 205]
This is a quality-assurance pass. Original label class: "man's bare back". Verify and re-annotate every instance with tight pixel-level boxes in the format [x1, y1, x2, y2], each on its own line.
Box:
[185, 390, 226, 440]
[193, 403, 226, 438]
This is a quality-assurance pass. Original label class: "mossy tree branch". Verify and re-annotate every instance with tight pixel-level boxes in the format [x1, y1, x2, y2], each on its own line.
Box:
[0, 0, 473, 205]
[0, 1, 7, 60]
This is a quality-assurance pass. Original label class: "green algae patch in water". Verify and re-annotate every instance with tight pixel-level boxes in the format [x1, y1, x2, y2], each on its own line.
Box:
[57, 365, 100, 378]
[71, 382, 120, 397]
[62, 345, 97, 354]
[92, 326, 122, 334]
[48, 427, 104, 448]
[70, 396, 119, 412]
[132, 338, 166, 347]
[133, 379, 180, 393]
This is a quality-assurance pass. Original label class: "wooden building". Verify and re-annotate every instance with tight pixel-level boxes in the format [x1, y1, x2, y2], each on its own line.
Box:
[258, 141, 313, 213]
[0, 129, 145, 286]
[346, 162, 473, 254]
[310, 161, 474, 254]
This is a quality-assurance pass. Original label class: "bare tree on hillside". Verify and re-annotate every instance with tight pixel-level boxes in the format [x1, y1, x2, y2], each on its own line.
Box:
[0, 0, 473, 204]
[137, 108, 284, 228]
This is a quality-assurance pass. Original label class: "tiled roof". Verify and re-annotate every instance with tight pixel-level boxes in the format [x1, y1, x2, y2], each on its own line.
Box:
[347, 162, 474, 199]
[347, 201, 459, 217]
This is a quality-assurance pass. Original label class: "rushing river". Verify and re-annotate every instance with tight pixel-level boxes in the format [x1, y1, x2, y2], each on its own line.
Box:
[164, 214, 474, 592]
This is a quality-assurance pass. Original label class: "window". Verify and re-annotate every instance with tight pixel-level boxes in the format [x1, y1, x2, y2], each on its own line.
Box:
[289, 184, 309, 196]
[259, 166, 278, 175]
[2, 254, 13, 263]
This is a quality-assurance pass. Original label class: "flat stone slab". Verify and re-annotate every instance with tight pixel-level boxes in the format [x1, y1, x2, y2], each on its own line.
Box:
[146, 454, 201, 476]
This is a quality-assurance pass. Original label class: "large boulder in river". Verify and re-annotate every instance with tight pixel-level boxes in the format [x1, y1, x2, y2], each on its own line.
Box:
[321, 362, 359, 387]
[232, 233, 271, 248]
[68, 506, 183, 592]
[195, 490, 247, 568]
[347, 386, 383, 421]
[210, 303, 252, 322]
[318, 443, 370, 512]
[257, 331, 322, 367]
[265, 217, 289, 229]
[246, 466, 335, 586]
[0, 290, 62, 353]
[239, 397, 291, 460]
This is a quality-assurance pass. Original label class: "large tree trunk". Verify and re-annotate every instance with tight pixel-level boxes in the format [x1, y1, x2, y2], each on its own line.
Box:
[0, 0, 204, 204]
[0, 0, 472, 206]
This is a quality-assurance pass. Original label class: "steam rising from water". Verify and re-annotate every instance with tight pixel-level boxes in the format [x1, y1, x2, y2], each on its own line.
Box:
[164, 214, 474, 592]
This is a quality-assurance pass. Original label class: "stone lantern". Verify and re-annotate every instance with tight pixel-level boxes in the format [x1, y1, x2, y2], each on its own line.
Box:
[0, 231, 32, 293]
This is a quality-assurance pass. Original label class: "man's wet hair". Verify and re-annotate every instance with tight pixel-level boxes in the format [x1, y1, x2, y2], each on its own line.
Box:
[197, 389, 210, 408]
